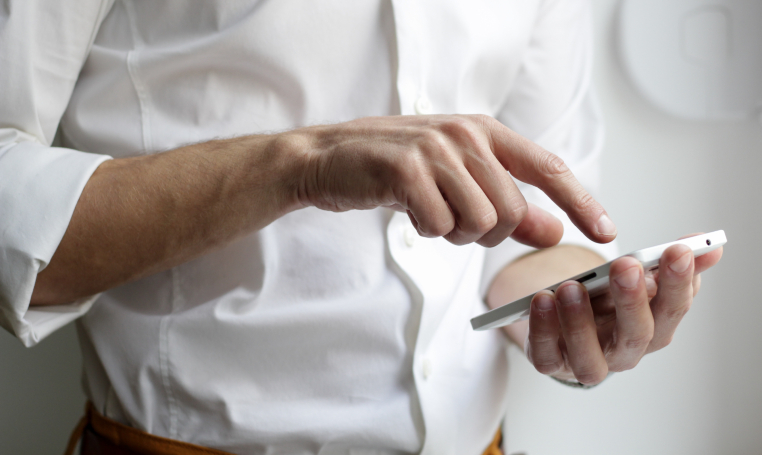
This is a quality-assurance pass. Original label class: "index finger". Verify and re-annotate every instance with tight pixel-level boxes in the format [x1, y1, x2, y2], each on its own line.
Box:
[482, 118, 616, 244]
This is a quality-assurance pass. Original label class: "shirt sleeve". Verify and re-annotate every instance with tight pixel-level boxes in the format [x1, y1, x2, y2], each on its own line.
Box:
[480, 0, 619, 297]
[0, 0, 115, 347]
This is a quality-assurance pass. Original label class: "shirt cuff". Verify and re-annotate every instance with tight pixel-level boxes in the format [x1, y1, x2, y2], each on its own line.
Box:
[0, 139, 111, 347]
[1, 294, 100, 347]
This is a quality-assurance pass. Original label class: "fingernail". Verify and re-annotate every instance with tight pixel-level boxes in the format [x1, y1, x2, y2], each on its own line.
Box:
[535, 293, 555, 311]
[669, 251, 692, 274]
[614, 266, 640, 289]
[596, 213, 617, 237]
[557, 284, 582, 306]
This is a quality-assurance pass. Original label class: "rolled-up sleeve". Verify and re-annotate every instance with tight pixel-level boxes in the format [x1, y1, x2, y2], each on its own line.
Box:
[481, 0, 618, 296]
[0, 0, 114, 346]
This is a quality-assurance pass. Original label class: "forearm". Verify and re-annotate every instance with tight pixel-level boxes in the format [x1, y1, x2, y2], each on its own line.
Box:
[30, 113, 615, 308]
[31, 134, 306, 306]
[486, 244, 607, 346]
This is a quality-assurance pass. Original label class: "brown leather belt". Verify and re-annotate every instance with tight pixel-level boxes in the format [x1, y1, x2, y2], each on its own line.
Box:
[64, 403, 231, 455]
[66, 402, 504, 455]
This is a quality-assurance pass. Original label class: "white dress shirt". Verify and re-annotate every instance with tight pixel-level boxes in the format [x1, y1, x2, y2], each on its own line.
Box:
[0, 1, 616, 454]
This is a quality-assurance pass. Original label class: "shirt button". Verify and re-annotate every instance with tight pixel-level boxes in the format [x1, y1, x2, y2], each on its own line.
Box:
[414, 95, 433, 115]
[403, 226, 418, 247]
[422, 358, 433, 380]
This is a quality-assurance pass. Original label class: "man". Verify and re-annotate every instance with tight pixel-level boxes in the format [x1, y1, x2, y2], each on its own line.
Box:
[0, 1, 721, 454]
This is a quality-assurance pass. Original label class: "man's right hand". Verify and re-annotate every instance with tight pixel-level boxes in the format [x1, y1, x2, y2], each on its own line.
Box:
[33, 114, 615, 306]
[290, 114, 616, 249]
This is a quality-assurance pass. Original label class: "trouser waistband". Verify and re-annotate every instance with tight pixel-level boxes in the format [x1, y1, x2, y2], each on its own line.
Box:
[65, 401, 504, 455]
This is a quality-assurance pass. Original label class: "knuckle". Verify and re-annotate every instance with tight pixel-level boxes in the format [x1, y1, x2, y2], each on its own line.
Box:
[570, 191, 597, 215]
[477, 234, 504, 248]
[443, 115, 472, 131]
[609, 358, 641, 373]
[443, 228, 472, 246]
[464, 113, 496, 133]
[661, 272, 694, 292]
[501, 198, 528, 227]
[619, 298, 647, 314]
[426, 221, 452, 238]
[649, 335, 674, 352]
[575, 368, 608, 385]
[663, 302, 691, 321]
[441, 117, 485, 147]
[527, 331, 552, 345]
[471, 113, 494, 126]
[420, 129, 450, 156]
[623, 333, 653, 351]
[455, 207, 498, 237]
[536, 152, 569, 177]
[534, 361, 563, 375]
[562, 321, 591, 341]
[471, 210, 498, 234]
[526, 334, 542, 346]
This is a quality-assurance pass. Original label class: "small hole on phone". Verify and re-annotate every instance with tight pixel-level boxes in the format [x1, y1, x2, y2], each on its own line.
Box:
[706, 239, 711, 246]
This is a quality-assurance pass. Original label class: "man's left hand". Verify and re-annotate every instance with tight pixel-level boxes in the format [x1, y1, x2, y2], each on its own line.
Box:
[488, 235, 723, 385]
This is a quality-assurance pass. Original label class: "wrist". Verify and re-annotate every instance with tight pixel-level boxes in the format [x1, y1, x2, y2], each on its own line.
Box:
[233, 131, 315, 219]
[184, 132, 312, 231]
[267, 128, 322, 212]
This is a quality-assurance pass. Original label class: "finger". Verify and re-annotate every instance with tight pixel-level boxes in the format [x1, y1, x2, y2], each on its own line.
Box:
[695, 248, 722, 274]
[384, 203, 406, 212]
[458, 138, 563, 248]
[693, 274, 701, 297]
[676, 232, 723, 274]
[608, 257, 653, 371]
[404, 176, 455, 238]
[526, 291, 565, 376]
[508, 203, 564, 249]
[436, 164, 498, 245]
[647, 244, 695, 353]
[462, 151, 530, 247]
[645, 271, 658, 300]
[555, 282, 609, 384]
[482, 119, 616, 244]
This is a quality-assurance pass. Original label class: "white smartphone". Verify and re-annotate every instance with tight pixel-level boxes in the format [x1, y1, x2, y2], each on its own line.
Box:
[470, 230, 727, 331]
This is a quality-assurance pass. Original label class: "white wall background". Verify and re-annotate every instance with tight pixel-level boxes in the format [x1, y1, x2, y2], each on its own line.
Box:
[503, 1, 762, 454]
[1, 1, 761, 454]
